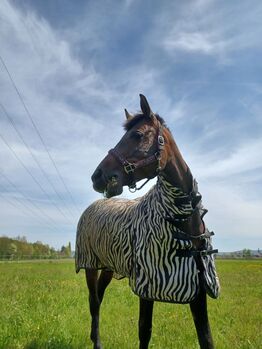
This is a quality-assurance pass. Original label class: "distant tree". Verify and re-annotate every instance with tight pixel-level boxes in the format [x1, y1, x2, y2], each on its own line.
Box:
[20, 243, 34, 258]
[60, 242, 72, 257]
[49, 247, 57, 258]
[0, 236, 71, 260]
[8, 242, 17, 259]
[0, 237, 11, 258]
[32, 241, 50, 258]
[243, 249, 251, 258]
[15, 235, 27, 243]
[35, 240, 43, 245]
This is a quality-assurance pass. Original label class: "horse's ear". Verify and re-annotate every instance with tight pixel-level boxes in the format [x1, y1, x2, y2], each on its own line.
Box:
[125, 109, 133, 121]
[140, 94, 153, 118]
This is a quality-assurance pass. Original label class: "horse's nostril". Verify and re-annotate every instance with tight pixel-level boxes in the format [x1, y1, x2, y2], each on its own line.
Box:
[92, 168, 103, 182]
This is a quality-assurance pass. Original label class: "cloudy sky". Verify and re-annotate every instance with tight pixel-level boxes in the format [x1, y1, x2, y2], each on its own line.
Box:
[0, 0, 261, 252]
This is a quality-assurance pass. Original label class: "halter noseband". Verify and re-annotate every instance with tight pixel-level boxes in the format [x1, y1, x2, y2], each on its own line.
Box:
[109, 120, 165, 192]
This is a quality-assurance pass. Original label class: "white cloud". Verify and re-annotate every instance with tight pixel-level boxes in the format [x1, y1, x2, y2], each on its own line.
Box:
[203, 182, 262, 242]
[191, 138, 262, 181]
[160, 1, 262, 62]
[164, 31, 218, 54]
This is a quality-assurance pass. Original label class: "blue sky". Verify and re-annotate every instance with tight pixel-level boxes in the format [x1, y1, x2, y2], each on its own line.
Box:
[0, 0, 261, 252]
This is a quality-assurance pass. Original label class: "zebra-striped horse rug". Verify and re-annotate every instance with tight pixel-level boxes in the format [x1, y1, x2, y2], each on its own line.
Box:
[129, 235, 219, 303]
[76, 175, 220, 304]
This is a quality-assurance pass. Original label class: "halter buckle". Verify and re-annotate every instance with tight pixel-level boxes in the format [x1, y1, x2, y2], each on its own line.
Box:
[158, 135, 165, 146]
[128, 185, 137, 193]
[124, 162, 136, 174]
[199, 250, 208, 257]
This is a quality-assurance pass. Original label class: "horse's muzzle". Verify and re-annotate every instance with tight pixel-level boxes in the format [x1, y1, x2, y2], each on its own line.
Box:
[91, 168, 107, 193]
[91, 168, 123, 197]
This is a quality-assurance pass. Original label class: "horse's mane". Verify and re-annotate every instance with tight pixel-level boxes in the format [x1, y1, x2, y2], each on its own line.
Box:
[123, 113, 166, 131]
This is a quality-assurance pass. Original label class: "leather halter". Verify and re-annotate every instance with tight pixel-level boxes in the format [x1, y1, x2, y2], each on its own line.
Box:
[109, 120, 165, 192]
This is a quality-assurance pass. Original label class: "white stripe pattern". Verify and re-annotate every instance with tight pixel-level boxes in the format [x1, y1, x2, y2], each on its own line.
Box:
[75, 175, 220, 303]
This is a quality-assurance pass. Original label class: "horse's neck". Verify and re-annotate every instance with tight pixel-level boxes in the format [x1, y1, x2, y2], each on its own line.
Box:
[155, 139, 205, 241]
[156, 175, 190, 213]
[162, 137, 193, 194]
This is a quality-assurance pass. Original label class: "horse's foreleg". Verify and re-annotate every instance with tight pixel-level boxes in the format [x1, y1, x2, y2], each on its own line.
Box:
[190, 289, 214, 349]
[85, 269, 102, 349]
[138, 298, 154, 349]
[97, 269, 113, 303]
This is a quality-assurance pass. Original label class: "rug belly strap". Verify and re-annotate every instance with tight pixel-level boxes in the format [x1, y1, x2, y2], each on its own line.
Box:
[175, 249, 218, 257]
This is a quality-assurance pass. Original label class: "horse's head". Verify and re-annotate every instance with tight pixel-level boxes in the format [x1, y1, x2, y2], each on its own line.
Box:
[92, 95, 173, 198]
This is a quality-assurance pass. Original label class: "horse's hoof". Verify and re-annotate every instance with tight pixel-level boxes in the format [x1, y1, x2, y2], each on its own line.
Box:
[94, 343, 102, 349]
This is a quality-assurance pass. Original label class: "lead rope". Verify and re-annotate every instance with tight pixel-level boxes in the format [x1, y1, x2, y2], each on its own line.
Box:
[128, 178, 151, 193]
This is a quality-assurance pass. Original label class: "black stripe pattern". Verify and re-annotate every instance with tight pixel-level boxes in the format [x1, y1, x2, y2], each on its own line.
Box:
[75, 175, 220, 303]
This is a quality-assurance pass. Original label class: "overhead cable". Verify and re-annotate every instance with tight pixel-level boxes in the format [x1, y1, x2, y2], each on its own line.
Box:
[0, 54, 80, 215]
[0, 102, 76, 219]
[0, 132, 74, 225]
[0, 171, 65, 230]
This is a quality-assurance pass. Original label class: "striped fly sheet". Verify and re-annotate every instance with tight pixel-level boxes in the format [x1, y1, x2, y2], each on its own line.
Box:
[129, 233, 219, 302]
[75, 175, 220, 303]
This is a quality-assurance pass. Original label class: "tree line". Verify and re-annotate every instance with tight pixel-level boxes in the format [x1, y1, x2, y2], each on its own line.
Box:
[217, 248, 262, 259]
[0, 236, 72, 260]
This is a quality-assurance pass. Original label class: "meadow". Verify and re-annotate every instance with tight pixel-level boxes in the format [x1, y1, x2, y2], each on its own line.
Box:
[0, 259, 261, 349]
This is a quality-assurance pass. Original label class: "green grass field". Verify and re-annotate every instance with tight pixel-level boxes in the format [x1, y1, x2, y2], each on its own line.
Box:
[0, 259, 261, 349]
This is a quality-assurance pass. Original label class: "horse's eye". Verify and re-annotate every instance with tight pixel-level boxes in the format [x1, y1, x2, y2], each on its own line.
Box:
[131, 131, 143, 140]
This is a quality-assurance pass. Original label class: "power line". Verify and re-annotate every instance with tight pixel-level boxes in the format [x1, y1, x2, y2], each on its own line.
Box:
[0, 131, 74, 225]
[0, 171, 66, 230]
[0, 185, 56, 232]
[0, 102, 76, 219]
[0, 183, 33, 218]
[0, 54, 80, 215]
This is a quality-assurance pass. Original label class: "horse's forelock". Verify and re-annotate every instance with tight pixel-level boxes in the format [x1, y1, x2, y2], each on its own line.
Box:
[123, 113, 166, 131]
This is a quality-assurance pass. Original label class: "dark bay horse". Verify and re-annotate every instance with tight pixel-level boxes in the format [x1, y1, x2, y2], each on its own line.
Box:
[75, 95, 219, 348]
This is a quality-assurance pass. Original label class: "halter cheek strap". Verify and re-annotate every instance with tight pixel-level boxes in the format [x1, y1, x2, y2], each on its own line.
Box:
[109, 122, 165, 192]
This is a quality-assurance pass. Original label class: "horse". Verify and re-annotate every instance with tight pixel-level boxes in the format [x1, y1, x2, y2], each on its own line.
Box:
[75, 94, 220, 349]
